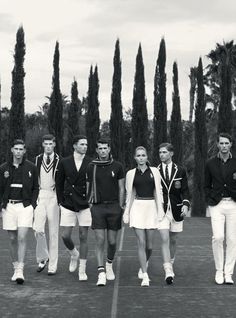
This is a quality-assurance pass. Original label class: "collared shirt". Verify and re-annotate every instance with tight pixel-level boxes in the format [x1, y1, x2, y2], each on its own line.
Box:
[43, 152, 54, 165]
[162, 162, 173, 179]
[73, 152, 85, 172]
[217, 152, 232, 198]
[9, 163, 23, 200]
[133, 167, 155, 198]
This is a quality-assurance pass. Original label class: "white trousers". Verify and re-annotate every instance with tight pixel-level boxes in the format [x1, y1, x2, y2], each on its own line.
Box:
[209, 199, 236, 276]
[33, 190, 59, 272]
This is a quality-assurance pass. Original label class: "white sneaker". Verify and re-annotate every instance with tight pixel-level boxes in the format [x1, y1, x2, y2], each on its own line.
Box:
[138, 268, 143, 279]
[141, 273, 150, 287]
[138, 261, 149, 279]
[215, 271, 224, 285]
[164, 263, 174, 285]
[78, 270, 88, 281]
[225, 274, 234, 285]
[96, 272, 106, 286]
[11, 262, 18, 282]
[16, 265, 25, 285]
[106, 262, 115, 280]
[69, 250, 80, 272]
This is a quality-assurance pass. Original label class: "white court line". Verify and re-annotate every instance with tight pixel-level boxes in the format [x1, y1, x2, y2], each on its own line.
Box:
[111, 226, 125, 318]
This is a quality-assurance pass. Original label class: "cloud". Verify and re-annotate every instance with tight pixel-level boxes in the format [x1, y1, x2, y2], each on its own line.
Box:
[0, 13, 17, 33]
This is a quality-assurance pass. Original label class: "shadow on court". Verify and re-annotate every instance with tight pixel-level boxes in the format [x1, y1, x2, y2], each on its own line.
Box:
[0, 218, 235, 318]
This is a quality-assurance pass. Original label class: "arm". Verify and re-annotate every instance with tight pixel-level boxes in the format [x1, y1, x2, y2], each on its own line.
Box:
[31, 166, 39, 209]
[55, 160, 65, 205]
[118, 178, 125, 209]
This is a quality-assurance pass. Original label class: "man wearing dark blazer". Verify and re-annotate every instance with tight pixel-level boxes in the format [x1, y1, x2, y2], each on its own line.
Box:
[157, 143, 190, 284]
[205, 133, 236, 285]
[56, 135, 91, 281]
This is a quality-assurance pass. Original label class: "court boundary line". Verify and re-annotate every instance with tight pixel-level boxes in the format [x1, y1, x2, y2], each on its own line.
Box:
[111, 226, 125, 318]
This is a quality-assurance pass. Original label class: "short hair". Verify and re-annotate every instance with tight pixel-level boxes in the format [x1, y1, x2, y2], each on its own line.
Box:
[96, 138, 110, 147]
[42, 134, 55, 142]
[159, 142, 174, 152]
[134, 146, 147, 155]
[73, 135, 87, 145]
[217, 133, 232, 143]
[12, 139, 25, 147]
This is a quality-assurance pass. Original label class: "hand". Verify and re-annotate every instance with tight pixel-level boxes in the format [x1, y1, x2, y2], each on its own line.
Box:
[123, 212, 129, 224]
[180, 205, 188, 217]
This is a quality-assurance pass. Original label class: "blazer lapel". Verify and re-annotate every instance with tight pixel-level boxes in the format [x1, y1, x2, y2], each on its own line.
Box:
[158, 164, 168, 190]
[169, 163, 178, 189]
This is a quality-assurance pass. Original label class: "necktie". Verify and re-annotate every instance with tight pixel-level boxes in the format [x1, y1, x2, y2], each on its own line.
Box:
[46, 155, 50, 165]
[165, 164, 170, 185]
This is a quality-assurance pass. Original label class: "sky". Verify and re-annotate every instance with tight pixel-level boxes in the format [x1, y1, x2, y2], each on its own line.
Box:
[0, 0, 236, 121]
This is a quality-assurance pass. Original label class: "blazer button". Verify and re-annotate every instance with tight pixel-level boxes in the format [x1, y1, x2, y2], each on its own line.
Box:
[72, 185, 74, 188]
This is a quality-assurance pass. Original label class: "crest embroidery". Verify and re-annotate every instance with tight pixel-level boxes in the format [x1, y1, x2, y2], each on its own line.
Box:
[4, 171, 9, 178]
[174, 181, 181, 189]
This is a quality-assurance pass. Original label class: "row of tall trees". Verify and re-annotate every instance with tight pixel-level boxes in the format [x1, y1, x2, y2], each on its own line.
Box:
[2, 26, 236, 217]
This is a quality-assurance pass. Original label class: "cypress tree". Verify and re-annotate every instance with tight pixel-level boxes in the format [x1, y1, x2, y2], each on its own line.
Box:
[131, 43, 148, 155]
[192, 58, 208, 216]
[218, 52, 233, 134]
[110, 39, 125, 163]
[170, 61, 183, 164]
[153, 38, 167, 165]
[189, 67, 197, 122]
[9, 26, 26, 146]
[86, 65, 100, 158]
[67, 78, 80, 153]
[48, 41, 63, 155]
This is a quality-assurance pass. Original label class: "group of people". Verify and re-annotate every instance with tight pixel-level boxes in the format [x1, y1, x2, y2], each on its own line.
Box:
[0, 132, 235, 288]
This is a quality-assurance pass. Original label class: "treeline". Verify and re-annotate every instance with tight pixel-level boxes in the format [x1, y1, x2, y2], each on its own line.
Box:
[1, 27, 236, 216]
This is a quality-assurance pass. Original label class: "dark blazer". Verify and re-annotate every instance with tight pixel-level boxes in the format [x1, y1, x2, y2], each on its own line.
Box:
[56, 155, 91, 212]
[0, 158, 39, 209]
[205, 156, 236, 206]
[35, 153, 60, 185]
[157, 162, 190, 222]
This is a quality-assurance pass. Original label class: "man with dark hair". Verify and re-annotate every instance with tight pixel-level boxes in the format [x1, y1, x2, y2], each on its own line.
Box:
[56, 135, 92, 280]
[157, 142, 190, 284]
[0, 139, 39, 284]
[205, 133, 236, 285]
[87, 139, 125, 286]
[33, 134, 60, 275]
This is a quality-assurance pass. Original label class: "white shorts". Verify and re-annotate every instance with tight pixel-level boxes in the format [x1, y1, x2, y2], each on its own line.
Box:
[60, 205, 92, 227]
[157, 212, 183, 233]
[129, 199, 159, 229]
[2, 203, 34, 230]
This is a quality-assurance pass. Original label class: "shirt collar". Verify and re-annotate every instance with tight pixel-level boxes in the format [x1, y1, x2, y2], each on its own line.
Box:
[44, 152, 54, 159]
[74, 152, 85, 161]
[217, 152, 232, 163]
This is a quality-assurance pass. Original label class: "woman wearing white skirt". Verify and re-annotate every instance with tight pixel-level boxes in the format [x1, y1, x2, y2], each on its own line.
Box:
[123, 146, 165, 286]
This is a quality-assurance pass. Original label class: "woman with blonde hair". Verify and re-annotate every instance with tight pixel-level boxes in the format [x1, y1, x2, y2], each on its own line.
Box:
[123, 146, 164, 286]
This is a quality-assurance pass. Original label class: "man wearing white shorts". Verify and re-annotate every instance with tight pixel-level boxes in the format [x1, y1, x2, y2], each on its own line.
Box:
[158, 143, 190, 284]
[0, 139, 39, 284]
[205, 133, 236, 285]
[56, 135, 91, 280]
[33, 134, 60, 275]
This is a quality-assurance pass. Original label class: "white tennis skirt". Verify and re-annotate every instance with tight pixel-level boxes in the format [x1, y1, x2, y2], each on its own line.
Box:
[129, 199, 159, 229]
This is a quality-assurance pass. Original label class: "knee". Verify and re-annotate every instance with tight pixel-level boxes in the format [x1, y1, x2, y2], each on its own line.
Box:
[61, 231, 71, 242]
[212, 235, 224, 244]
[18, 234, 26, 244]
[35, 231, 45, 239]
[79, 232, 88, 244]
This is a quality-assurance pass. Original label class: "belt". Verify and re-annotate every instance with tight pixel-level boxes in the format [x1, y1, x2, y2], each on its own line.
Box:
[8, 200, 23, 204]
[135, 196, 154, 200]
[221, 197, 232, 201]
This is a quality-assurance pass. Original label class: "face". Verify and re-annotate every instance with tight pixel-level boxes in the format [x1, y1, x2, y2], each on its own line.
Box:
[73, 139, 87, 154]
[96, 143, 110, 160]
[11, 144, 26, 160]
[42, 140, 55, 155]
[217, 136, 232, 154]
[159, 147, 173, 164]
[134, 149, 148, 166]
